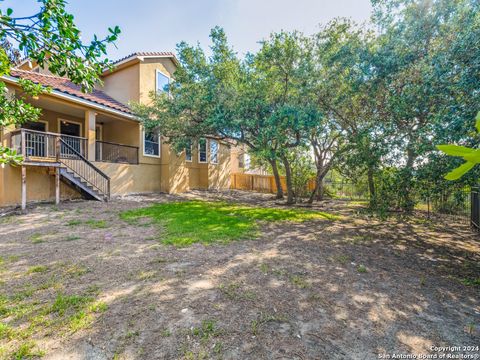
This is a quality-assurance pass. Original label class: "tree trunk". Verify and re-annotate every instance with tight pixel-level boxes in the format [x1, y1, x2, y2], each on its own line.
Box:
[308, 160, 331, 204]
[317, 181, 324, 201]
[281, 156, 295, 205]
[269, 158, 284, 199]
[401, 148, 416, 212]
[367, 167, 375, 199]
[308, 171, 321, 204]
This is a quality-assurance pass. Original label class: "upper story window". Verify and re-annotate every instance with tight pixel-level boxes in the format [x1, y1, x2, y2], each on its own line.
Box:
[210, 140, 218, 164]
[144, 129, 161, 157]
[198, 138, 207, 163]
[156, 69, 170, 94]
[185, 141, 192, 162]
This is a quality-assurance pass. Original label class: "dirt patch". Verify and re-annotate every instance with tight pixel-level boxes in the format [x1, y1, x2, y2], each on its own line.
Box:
[0, 191, 479, 359]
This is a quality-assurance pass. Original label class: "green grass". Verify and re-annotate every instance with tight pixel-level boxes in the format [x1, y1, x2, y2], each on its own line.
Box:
[27, 265, 48, 274]
[120, 200, 338, 247]
[29, 233, 44, 244]
[85, 220, 108, 229]
[66, 219, 82, 227]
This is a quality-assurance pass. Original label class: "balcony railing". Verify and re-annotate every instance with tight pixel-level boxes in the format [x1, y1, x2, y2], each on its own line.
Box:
[95, 140, 139, 165]
[10, 128, 87, 160]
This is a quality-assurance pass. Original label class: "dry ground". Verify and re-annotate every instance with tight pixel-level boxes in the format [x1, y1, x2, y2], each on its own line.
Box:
[0, 190, 479, 360]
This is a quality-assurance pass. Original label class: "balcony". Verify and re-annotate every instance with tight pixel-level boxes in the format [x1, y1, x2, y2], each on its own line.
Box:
[10, 129, 139, 165]
[10, 128, 87, 161]
[95, 141, 139, 165]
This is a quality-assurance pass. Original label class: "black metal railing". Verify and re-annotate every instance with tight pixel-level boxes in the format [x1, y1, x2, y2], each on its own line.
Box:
[95, 140, 139, 165]
[10, 128, 87, 159]
[59, 139, 110, 200]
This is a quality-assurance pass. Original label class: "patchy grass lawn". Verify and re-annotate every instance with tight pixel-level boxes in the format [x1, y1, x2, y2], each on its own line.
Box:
[0, 191, 478, 359]
[120, 200, 338, 246]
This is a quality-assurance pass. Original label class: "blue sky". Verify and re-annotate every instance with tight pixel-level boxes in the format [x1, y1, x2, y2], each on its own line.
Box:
[3, 0, 373, 60]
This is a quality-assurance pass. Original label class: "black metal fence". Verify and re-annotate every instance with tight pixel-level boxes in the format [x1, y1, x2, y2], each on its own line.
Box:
[418, 186, 471, 225]
[323, 181, 369, 201]
[324, 180, 475, 227]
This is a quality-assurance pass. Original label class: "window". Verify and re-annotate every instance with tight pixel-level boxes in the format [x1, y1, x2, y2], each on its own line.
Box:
[156, 70, 170, 94]
[198, 138, 207, 163]
[210, 140, 218, 164]
[238, 153, 245, 168]
[185, 140, 192, 162]
[143, 129, 161, 157]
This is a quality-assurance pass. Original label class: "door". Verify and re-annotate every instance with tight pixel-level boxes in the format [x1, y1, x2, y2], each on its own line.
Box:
[95, 124, 103, 161]
[59, 120, 82, 155]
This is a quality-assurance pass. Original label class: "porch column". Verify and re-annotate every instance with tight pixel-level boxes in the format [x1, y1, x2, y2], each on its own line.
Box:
[55, 167, 60, 205]
[85, 110, 96, 161]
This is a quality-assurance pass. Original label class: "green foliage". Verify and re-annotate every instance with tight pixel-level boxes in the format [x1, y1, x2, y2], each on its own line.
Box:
[0, 0, 120, 165]
[120, 200, 337, 247]
[437, 112, 480, 180]
[139, 0, 479, 211]
[279, 148, 316, 200]
[134, 28, 318, 203]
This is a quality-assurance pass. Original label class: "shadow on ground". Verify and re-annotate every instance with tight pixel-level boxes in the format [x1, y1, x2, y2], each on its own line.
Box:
[0, 190, 478, 359]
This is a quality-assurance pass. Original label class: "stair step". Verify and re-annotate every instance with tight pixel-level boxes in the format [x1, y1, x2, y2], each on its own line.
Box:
[59, 163, 109, 202]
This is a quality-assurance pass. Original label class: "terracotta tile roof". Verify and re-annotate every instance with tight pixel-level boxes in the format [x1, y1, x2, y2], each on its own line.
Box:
[112, 51, 177, 65]
[9, 69, 133, 115]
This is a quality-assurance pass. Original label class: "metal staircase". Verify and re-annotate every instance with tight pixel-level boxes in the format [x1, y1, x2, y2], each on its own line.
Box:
[58, 139, 110, 202]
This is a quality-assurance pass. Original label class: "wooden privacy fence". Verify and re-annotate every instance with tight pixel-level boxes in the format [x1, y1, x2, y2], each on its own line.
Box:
[231, 173, 316, 194]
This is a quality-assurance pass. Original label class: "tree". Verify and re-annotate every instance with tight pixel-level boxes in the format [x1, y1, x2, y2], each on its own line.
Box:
[307, 19, 376, 204]
[0, 0, 120, 165]
[135, 28, 314, 204]
[437, 112, 480, 180]
[369, 0, 480, 211]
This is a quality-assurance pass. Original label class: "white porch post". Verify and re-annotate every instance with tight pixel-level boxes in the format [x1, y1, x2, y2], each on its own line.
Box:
[85, 110, 96, 161]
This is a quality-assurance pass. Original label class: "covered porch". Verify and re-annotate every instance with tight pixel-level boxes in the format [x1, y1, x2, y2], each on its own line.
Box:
[8, 95, 140, 165]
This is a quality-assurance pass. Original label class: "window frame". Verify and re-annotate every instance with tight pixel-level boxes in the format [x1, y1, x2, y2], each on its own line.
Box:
[209, 139, 219, 164]
[198, 138, 207, 163]
[238, 153, 245, 168]
[143, 128, 161, 158]
[155, 69, 171, 94]
[185, 141, 192, 162]
[57, 118, 83, 137]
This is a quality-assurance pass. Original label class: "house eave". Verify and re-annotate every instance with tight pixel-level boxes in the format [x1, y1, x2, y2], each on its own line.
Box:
[1, 75, 138, 121]
[102, 55, 179, 76]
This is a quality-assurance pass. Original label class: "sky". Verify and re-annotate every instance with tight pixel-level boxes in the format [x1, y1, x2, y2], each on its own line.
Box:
[3, 0, 373, 60]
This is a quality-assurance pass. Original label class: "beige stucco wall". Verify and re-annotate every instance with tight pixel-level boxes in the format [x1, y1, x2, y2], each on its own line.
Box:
[0, 166, 81, 207]
[230, 146, 245, 174]
[209, 144, 232, 189]
[94, 162, 162, 196]
[101, 63, 140, 105]
[138, 58, 176, 105]
[102, 118, 140, 147]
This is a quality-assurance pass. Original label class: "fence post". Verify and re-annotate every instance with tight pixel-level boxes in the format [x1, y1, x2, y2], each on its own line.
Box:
[251, 175, 254, 191]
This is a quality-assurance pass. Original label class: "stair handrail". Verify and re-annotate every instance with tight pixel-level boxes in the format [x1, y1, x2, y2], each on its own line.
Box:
[57, 137, 110, 199]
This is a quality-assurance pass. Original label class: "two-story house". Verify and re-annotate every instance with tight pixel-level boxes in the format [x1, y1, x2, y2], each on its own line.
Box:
[0, 52, 233, 209]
